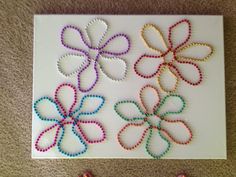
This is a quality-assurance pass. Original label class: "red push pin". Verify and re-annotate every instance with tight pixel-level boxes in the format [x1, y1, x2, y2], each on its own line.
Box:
[78, 171, 187, 177]
[177, 173, 187, 177]
[78, 171, 93, 177]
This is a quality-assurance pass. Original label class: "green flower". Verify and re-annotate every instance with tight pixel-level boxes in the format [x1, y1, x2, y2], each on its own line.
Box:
[114, 85, 192, 159]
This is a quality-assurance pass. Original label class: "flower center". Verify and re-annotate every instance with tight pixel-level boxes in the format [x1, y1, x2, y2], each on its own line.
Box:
[88, 49, 100, 61]
[59, 117, 71, 123]
[145, 115, 161, 127]
[164, 51, 175, 63]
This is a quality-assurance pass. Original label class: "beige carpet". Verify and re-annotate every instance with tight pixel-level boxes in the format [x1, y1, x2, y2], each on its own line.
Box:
[0, 0, 236, 176]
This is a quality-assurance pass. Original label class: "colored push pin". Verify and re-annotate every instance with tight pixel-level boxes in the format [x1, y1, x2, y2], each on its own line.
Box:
[78, 171, 93, 177]
[78, 171, 187, 177]
[177, 173, 187, 177]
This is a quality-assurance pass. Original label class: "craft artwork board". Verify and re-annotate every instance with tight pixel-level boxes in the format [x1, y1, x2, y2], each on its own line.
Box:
[32, 15, 226, 159]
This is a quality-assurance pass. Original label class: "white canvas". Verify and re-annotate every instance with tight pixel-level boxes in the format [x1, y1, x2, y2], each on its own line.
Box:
[32, 15, 226, 159]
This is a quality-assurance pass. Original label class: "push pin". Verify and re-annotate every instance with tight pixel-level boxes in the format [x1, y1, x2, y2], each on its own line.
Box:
[78, 171, 93, 177]
[177, 173, 187, 177]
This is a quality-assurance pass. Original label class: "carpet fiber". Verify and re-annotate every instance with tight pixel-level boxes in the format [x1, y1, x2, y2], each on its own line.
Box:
[0, 0, 236, 176]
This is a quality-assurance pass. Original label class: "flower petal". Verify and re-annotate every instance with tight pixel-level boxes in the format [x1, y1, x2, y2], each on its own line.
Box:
[145, 127, 171, 159]
[57, 122, 88, 157]
[139, 85, 160, 114]
[61, 25, 88, 54]
[57, 53, 89, 77]
[74, 95, 105, 117]
[159, 119, 193, 145]
[98, 56, 127, 81]
[54, 83, 78, 118]
[172, 60, 202, 86]
[118, 121, 149, 150]
[34, 97, 63, 122]
[141, 23, 168, 53]
[168, 19, 191, 51]
[114, 100, 146, 122]
[35, 123, 61, 152]
[176, 42, 214, 62]
[75, 120, 106, 143]
[134, 54, 164, 78]
[155, 94, 185, 118]
[85, 18, 108, 48]
[77, 60, 99, 92]
[157, 64, 179, 93]
[100, 33, 130, 56]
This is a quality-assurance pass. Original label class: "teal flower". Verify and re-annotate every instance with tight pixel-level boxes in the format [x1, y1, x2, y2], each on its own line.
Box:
[33, 83, 105, 157]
